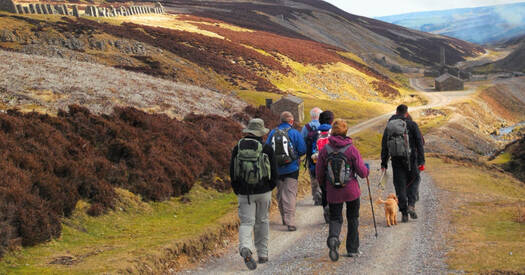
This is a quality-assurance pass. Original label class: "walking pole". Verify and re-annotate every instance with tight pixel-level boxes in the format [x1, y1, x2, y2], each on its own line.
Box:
[366, 176, 378, 238]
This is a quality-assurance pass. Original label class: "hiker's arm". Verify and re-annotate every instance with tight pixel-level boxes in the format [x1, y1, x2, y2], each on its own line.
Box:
[229, 146, 240, 195]
[264, 145, 279, 190]
[413, 123, 425, 166]
[294, 130, 307, 157]
[352, 146, 369, 179]
[300, 125, 308, 139]
[316, 148, 326, 188]
[380, 127, 389, 169]
[265, 130, 274, 146]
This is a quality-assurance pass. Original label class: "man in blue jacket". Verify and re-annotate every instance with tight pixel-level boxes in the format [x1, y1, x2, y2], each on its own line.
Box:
[266, 111, 306, 231]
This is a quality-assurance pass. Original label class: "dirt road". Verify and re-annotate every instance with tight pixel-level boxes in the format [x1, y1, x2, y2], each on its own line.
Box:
[181, 79, 471, 274]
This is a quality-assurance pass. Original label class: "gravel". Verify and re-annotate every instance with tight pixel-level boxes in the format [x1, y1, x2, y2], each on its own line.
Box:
[181, 161, 449, 275]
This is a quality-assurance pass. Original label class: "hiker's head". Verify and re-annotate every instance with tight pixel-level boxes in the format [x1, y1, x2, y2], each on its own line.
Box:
[396, 104, 408, 117]
[310, 107, 322, 121]
[242, 118, 269, 137]
[331, 119, 348, 137]
[280, 111, 294, 125]
[319, 110, 334, 125]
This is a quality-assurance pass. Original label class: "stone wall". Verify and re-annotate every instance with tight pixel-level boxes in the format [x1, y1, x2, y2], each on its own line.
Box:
[2, 0, 165, 17]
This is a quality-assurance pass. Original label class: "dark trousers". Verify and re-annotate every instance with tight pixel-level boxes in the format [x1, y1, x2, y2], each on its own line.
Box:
[328, 198, 360, 253]
[320, 184, 328, 208]
[392, 160, 420, 213]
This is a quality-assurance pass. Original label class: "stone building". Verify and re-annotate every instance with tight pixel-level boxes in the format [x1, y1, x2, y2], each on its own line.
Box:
[270, 95, 304, 123]
[435, 73, 464, 91]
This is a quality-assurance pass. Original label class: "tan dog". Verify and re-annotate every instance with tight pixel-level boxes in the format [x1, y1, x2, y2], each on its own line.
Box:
[376, 193, 399, 227]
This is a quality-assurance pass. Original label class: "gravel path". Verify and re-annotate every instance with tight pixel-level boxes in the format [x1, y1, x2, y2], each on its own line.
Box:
[180, 161, 448, 275]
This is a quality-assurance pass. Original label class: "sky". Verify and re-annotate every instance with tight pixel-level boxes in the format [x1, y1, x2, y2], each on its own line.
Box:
[324, 0, 525, 17]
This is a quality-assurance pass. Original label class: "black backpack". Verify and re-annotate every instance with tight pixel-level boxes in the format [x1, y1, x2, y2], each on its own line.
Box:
[304, 124, 320, 168]
[271, 128, 297, 166]
[325, 144, 352, 188]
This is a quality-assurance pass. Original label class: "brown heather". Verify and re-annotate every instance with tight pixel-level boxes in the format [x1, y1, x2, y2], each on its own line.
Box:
[0, 105, 279, 256]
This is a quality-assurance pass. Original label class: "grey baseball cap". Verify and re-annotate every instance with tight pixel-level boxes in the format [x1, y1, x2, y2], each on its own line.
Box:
[242, 118, 269, 137]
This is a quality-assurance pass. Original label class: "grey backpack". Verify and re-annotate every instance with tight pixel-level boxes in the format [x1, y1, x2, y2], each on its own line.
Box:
[325, 144, 352, 189]
[386, 119, 411, 159]
[234, 138, 271, 186]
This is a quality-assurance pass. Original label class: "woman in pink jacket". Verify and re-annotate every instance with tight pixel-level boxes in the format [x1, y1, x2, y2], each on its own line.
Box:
[316, 119, 369, 261]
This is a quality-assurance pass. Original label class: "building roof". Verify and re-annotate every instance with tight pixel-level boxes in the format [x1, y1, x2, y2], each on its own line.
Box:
[277, 95, 303, 105]
[435, 73, 461, 83]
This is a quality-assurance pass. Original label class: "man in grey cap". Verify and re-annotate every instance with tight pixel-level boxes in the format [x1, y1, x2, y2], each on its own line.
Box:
[230, 118, 278, 270]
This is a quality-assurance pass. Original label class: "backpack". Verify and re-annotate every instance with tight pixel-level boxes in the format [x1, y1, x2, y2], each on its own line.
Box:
[271, 128, 297, 166]
[386, 118, 411, 159]
[325, 144, 353, 189]
[304, 124, 320, 167]
[233, 138, 271, 187]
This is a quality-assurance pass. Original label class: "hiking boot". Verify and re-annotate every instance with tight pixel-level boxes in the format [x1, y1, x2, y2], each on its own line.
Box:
[323, 206, 330, 224]
[258, 257, 268, 264]
[344, 251, 362, 258]
[408, 205, 418, 220]
[240, 247, 257, 270]
[327, 237, 340, 262]
[314, 199, 322, 206]
[402, 212, 409, 223]
[287, 225, 297, 231]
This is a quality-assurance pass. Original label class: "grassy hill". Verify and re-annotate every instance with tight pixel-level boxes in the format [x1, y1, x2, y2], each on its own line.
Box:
[163, 0, 484, 67]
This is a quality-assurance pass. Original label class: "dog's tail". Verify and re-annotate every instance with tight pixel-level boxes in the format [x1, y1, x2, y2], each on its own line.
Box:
[376, 199, 386, 205]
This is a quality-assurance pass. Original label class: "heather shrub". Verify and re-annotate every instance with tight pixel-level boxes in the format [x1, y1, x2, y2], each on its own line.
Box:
[0, 105, 250, 255]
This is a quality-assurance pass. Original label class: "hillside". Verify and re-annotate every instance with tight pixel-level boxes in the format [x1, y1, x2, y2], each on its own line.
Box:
[378, 2, 525, 44]
[163, 0, 484, 67]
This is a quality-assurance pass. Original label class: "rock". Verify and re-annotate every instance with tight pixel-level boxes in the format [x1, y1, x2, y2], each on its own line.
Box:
[0, 30, 16, 42]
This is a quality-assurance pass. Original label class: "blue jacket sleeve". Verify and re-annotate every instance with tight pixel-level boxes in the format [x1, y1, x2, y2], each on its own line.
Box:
[301, 125, 309, 139]
[265, 129, 275, 146]
[292, 129, 306, 157]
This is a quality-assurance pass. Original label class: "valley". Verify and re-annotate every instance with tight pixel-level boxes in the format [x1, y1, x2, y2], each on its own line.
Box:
[0, 0, 524, 274]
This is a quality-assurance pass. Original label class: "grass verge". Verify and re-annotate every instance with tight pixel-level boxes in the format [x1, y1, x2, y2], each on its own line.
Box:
[0, 186, 238, 274]
[426, 157, 525, 274]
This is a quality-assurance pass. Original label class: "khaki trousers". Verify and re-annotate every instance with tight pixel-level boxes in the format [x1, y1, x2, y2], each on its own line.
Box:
[277, 177, 298, 226]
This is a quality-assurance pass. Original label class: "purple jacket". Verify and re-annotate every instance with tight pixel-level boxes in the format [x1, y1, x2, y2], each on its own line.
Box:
[316, 135, 369, 204]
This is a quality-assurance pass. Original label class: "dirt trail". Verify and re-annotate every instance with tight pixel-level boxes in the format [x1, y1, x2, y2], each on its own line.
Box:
[180, 79, 473, 274]
[347, 78, 473, 136]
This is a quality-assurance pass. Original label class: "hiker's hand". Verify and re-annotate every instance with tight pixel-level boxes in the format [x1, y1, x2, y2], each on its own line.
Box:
[418, 165, 425, 171]
[365, 163, 370, 171]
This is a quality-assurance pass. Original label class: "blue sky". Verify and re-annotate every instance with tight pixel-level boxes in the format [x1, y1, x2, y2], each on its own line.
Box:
[324, 0, 525, 17]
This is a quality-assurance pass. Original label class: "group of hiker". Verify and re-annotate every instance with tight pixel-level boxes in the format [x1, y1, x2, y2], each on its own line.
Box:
[230, 104, 425, 270]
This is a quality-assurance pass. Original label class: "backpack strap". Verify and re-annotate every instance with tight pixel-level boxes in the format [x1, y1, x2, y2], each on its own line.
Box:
[325, 144, 351, 154]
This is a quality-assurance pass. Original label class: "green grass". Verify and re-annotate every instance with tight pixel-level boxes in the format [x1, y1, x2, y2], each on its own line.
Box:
[0, 186, 237, 274]
[427, 157, 525, 273]
[351, 129, 383, 159]
[489, 152, 512, 165]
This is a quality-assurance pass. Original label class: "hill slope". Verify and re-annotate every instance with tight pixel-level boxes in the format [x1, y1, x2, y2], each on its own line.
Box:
[163, 0, 484, 66]
[378, 2, 525, 44]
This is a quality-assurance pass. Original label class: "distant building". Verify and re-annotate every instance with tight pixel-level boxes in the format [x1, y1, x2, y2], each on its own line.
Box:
[435, 73, 464, 91]
[270, 95, 304, 123]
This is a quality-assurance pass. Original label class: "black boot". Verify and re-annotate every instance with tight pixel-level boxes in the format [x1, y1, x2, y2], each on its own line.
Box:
[327, 237, 340, 262]
[402, 212, 409, 223]
[408, 205, 418, 219]
[240, 247, 257, 270]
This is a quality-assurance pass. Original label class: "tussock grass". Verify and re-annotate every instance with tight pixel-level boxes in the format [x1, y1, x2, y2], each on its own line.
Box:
[427, 157, 525, 273]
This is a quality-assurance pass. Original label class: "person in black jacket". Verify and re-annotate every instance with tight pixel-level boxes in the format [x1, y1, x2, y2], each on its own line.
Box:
[230, 118, 278, 270]
[380, 104, 425, 223]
